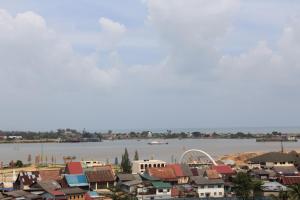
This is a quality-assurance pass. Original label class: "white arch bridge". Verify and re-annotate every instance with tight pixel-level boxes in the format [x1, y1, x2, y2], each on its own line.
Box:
[179, 149, 218, 166]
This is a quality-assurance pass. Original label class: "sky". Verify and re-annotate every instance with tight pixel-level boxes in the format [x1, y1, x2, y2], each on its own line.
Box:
[0, 0, 300, 131]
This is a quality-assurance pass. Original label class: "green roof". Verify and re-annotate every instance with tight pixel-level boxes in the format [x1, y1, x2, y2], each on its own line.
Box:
[151, 181, 171, 189]
[140, 173, 159, 181]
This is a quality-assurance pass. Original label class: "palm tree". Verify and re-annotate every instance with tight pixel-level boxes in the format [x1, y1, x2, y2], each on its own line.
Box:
[288, 184, 300, 200]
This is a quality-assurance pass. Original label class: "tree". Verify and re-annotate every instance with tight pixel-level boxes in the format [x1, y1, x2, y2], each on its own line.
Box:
[114, 157, 119, 165]
[288, 184, 300, 200]
[27, 154, 32, 164]
[15, 160, 23, 168]
[121, 148, 132, 173]
[134, 150, 139, 161]
[252, 179, 263, 199]
[233, 172, 252, 200]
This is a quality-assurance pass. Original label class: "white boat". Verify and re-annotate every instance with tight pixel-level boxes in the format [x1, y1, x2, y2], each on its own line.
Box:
[148, 141, 168, 145]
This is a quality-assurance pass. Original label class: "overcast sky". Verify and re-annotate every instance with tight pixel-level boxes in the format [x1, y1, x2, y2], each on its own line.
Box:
[0, 0, 300, 131]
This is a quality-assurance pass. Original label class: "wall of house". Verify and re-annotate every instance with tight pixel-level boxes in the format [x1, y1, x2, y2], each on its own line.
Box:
[178, 177, 189, 184]
[67, 194, 85, 200]
[132, 160, 166, 174]
[197, 185, 224, 198]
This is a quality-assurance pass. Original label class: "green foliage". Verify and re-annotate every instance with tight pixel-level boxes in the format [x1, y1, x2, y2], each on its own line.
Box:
[15, 160, 23, 168]
[288, 184, 300, 200]
[233, 172, 252, 200]
[134, 150, 139, 161]
[121, 148, 132, 173]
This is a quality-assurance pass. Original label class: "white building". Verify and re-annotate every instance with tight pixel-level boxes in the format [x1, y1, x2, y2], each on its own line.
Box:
[132, 160, 166, 174]
[190, 177, 224, 198]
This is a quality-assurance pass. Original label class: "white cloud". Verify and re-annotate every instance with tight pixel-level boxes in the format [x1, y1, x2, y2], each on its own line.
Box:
[0, 9, 120, 95]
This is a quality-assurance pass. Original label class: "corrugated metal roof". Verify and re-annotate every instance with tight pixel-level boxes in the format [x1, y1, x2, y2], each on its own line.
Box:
[151, 181, 171, 189]
[64, 174, 88, 187]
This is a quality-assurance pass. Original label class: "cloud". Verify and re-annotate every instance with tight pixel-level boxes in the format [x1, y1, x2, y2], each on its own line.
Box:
[218, 16, 300, 88]
[0, 9, 121, 95]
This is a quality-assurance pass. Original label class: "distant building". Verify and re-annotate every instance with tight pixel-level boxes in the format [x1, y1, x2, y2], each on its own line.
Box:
[190, 176, 224, 198]
[132, 160, 166, 174]
[248, 152, 300, 169]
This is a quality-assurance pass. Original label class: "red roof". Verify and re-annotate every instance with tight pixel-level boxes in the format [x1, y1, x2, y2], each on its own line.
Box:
[212, 165, 234, 175]
[281, 176, 300, 185]
[167, 164, 184, 177]
[147, 167, 177, 181]
[66, 162, 83, 174]
[50, 190, 65, 196]
[40, 169, 61, 181]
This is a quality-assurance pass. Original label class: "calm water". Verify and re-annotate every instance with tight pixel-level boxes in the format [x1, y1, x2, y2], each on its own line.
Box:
[0, 139, 299, 164]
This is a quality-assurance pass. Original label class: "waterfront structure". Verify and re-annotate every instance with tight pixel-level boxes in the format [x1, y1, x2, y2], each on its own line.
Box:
[180, 149, 217, 167]
[132, 160, 166, 174]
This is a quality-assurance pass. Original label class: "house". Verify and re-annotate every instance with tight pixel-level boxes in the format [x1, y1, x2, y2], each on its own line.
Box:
[85, 167, 115, 190]
[45, 187, 86, 200]
[167, 164, 192, 184]
[146, 167, 178, 184]
[249, 169, 271, 180]
[261, 181, 287, 198]
[65, 162, 83, 174]
[85, 191, 112, 200]
[132, 160, 166, 174]
[248, 152, 300, 169]
[212, 165, 235, 180]
[14, 171, 41, 190]
[119, 180, 143, 193]
[190, 176, 224, 198]
[64, 174, 89, 189]
[29, 180, 62, 199]
[136, 181, 172, 200]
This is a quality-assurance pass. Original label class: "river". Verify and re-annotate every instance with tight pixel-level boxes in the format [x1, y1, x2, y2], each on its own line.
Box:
[0, 139, 299, 164]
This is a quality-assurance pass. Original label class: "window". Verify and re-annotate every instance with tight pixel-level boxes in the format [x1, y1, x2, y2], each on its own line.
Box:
[154, 164, 156, 167]
[214, 192, 217, 196]
[200, 193, 204, 196]
[145, 164, 148, 168]
[200, 185, 204, 189]
[158, 189, 163, 193]
[141, 164, 144, 169]
[149, 164, 152, 167]
[167, 189, 170, 192]
[218, 184, 222, 188]
[157, 164, 160, 167]
[219, 192, 223, 196]
[208, 185, 214, 188]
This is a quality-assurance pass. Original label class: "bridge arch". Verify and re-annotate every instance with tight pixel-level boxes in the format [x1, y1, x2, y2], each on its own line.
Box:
[179, 149, 217, 166]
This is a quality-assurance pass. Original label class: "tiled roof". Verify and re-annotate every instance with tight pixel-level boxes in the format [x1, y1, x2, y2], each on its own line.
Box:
[66, 162, 83, 174]
[117, 173, 141, 182]
[39, 169, 61, 181]
[190, 176, 224, 185]
[281, 176, 300, 185]
[64, 174, 88, 187]
[205, 169, 220, 179]
[147, 167, 177, 181]
[35, 180, 61, 193]
[273, 166, 299, 175]
[212, 165, 235, 175]
[85, 169, 115, 183]
[167, 164, 184, 177]
[16, 171, 40, 186]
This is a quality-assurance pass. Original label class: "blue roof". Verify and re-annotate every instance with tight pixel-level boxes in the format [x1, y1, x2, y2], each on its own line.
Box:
[88, 191, 100, 198]
[65, 174, 89, 187]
